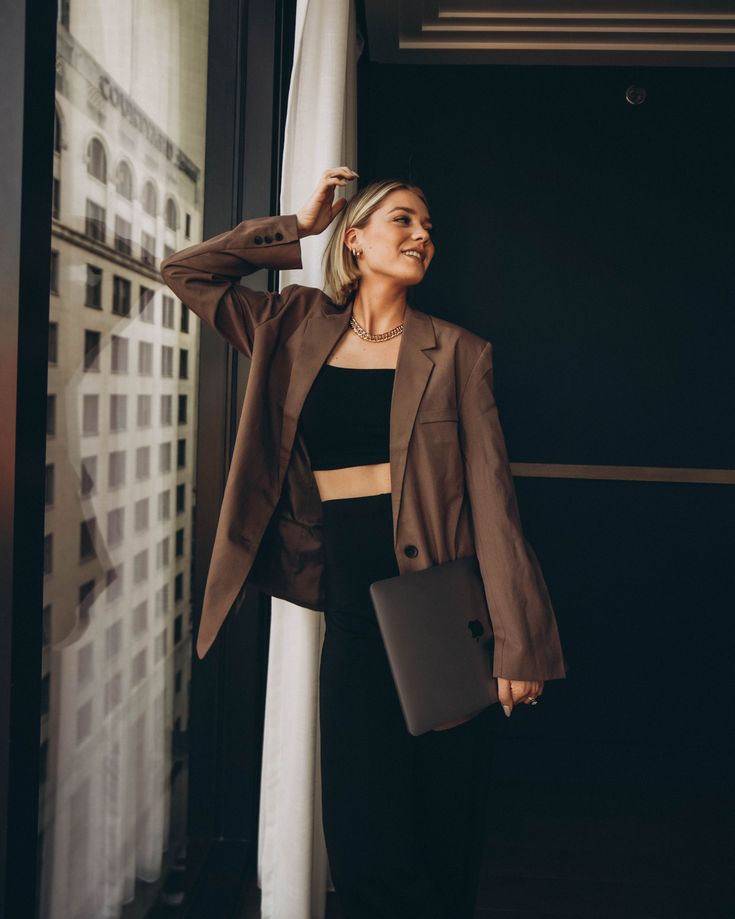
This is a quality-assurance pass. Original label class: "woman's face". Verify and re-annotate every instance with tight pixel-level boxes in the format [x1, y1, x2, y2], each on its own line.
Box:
[346, 189, 435, 289]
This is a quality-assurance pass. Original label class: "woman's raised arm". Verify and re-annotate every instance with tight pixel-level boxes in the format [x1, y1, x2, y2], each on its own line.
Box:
[160, 167, 358, 357]
[159, 213, 304, 358]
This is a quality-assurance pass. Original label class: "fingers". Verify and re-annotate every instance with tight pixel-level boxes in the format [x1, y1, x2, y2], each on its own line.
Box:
[497, 677, 513, 717]
[497, 679, 545, 717]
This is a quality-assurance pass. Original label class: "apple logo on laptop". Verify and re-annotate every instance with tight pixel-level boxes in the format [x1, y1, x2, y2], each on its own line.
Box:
[467, 619, 484, 642]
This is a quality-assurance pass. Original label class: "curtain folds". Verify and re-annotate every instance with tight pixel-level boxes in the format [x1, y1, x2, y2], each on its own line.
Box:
[256, 1, 360, 916]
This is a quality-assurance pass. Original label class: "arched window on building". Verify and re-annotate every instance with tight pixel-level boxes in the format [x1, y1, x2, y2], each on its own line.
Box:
[142, 180, 157, 218]
[54, 108, 62, 154]
[115, 161, 133, 200]
[164, 197, 178, 231]
[87, 137, 107, 183]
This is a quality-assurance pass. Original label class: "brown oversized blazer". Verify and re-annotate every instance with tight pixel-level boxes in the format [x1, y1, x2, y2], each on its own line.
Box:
[160, 213, 567, 679]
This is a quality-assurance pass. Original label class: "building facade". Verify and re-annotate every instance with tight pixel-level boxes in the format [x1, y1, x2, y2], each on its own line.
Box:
[40, 3, 207, 915]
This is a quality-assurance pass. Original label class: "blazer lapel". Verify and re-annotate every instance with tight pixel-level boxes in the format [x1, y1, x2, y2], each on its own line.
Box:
[389, 305, 437, 536]
[279, 300, 438, 539]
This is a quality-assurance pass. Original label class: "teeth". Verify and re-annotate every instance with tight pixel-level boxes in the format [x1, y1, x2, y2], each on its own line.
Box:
[403, 251, 422, 261]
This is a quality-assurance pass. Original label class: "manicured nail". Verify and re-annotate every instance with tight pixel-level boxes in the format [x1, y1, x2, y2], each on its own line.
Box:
[502, 705, 512, 718]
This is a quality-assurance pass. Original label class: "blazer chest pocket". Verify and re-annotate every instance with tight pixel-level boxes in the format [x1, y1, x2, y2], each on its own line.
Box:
[416, 406, 459, 445]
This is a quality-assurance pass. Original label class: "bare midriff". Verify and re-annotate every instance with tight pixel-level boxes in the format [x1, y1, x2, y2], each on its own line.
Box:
[312, 462, 391, 502]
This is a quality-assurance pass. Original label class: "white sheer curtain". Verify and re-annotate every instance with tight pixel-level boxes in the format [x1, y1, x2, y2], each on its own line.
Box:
[256, 1, 361, 917]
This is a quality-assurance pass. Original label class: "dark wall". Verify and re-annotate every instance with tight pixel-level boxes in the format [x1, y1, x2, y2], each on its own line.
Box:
[358, 63, 735, 789]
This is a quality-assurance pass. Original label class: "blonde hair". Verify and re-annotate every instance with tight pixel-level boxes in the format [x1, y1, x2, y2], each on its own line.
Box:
[321, 179, 430, 306]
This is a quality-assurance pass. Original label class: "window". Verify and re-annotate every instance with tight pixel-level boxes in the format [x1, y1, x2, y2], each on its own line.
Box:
[106, 566, 123, 603]
[177, 438, 186, 469]
[137, 394, 151, 428]
[79, 579, 95, 621]
[80, 518, 97, 561]
[134, 497, 149, 532]
[174, 573, 183, 602]
[115, 160, 133, 200]
[85, 199, 106, 243]
[162, 295, 174, 328]
[76, 701, 92, 743]
[175, 528, 184, 558]
[111, 335, 128, 373]
[159, 442, 172, 474]
[158, 490, 171, 521]
[80, 456, 97, 496]
[48, 323, 58, 364]
[175, 669, 182, 694]
[174, 614, 183, 644]
[141, 231, 156, 267]
[107, 507, 124, 547]
[135, 446, 150, 481]
[83, 330, 101, 372]
[47, 394, 56, 436]
[114, 216, 132, 257]
[160, 395, 172, 426]
[138, 341, 153, 375]
[77, 643, 94, 686]
[131, 649, 147, 686]
[180, 303, 189, 333]
[42, 605, 52, 646]
[161, 345, 173, 377]
[86, 137, 107, 182]
[185, 212, 191, 239]
[44, 534, 53, 575]
[156, 584, 170, 618]
[106, 621, 122, 660]
[132, 601, 148, 636]
[156, 537, 170, 568]
[51, 177, 60, 220]
[178, 349, 188, 380]
[165, 197, 178, 231]
[139, 286, 155, 323]
[108, 451, 126, 489]
[82, 394, 99, 436]
[45, 464, 55, 506]
[109, 394, 127, 433]
[141, 180, 157, 217]
[53, 107, 62, 153]
[175, 483, 185, 514]
[112, 276, 131, 316]
[85, 264, 103, 309]
[133, 550, 148, 584]
[155, 630, 167, 663]
[177, 394, 187, 425]
[50, 250, 59, 294]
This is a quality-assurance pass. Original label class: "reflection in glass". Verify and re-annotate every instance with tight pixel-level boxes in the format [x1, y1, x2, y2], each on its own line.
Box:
[42, 2, 208, 915]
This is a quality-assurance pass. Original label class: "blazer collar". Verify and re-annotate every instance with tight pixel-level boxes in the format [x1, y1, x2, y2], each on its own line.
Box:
[279, 299, 438, 537]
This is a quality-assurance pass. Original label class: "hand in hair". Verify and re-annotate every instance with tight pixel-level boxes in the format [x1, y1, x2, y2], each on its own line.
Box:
[296, 166, 358, 238]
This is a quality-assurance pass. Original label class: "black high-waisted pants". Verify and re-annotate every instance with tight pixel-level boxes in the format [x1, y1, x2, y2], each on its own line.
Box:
[319, 491, 496, 919]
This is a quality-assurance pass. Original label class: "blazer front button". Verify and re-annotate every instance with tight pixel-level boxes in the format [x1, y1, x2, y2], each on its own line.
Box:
[264, 234, 273, 243]
[404, 544, 418, 558]
[254, 235, 263, 244]
[275, 231, 283, 241]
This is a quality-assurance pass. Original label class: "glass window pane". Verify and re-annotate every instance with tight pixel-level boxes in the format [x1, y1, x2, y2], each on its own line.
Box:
[42, 4, 207, 914]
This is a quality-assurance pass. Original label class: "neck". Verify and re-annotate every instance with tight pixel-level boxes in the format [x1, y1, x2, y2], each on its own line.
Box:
[351, 282, 407, 334]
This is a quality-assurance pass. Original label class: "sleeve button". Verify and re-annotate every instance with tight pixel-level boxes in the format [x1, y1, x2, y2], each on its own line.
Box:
[404, 545, 419, 558]
[275, 231, 284, 241]
[254, 235, 263, 244]
[264, 234, 273, 243]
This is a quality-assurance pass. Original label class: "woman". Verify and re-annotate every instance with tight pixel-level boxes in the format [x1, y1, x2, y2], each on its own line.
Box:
[161, 167, 567, 918]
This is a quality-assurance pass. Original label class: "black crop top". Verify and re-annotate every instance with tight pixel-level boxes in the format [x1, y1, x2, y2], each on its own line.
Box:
[298, 363, 395, 471]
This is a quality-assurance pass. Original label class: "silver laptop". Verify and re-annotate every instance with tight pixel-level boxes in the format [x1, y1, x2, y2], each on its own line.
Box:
[369, 556, 498, 736]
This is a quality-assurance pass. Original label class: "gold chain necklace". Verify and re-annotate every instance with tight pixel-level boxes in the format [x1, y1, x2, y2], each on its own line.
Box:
[349, 312, 404, 342]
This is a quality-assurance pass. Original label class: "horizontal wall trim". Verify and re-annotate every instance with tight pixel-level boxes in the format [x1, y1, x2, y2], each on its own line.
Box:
[510, 463, 735, 484]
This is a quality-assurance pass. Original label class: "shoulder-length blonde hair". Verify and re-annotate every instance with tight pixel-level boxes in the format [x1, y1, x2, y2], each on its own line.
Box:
[322, 178, 430, 307]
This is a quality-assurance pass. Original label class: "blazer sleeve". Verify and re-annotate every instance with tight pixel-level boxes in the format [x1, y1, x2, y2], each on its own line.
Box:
[159, 213, 304, 357]
[458, 341, 568, 682]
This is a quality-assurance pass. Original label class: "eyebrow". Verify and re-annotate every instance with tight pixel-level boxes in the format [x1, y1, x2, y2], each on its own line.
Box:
[387, 206, 433, 224]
